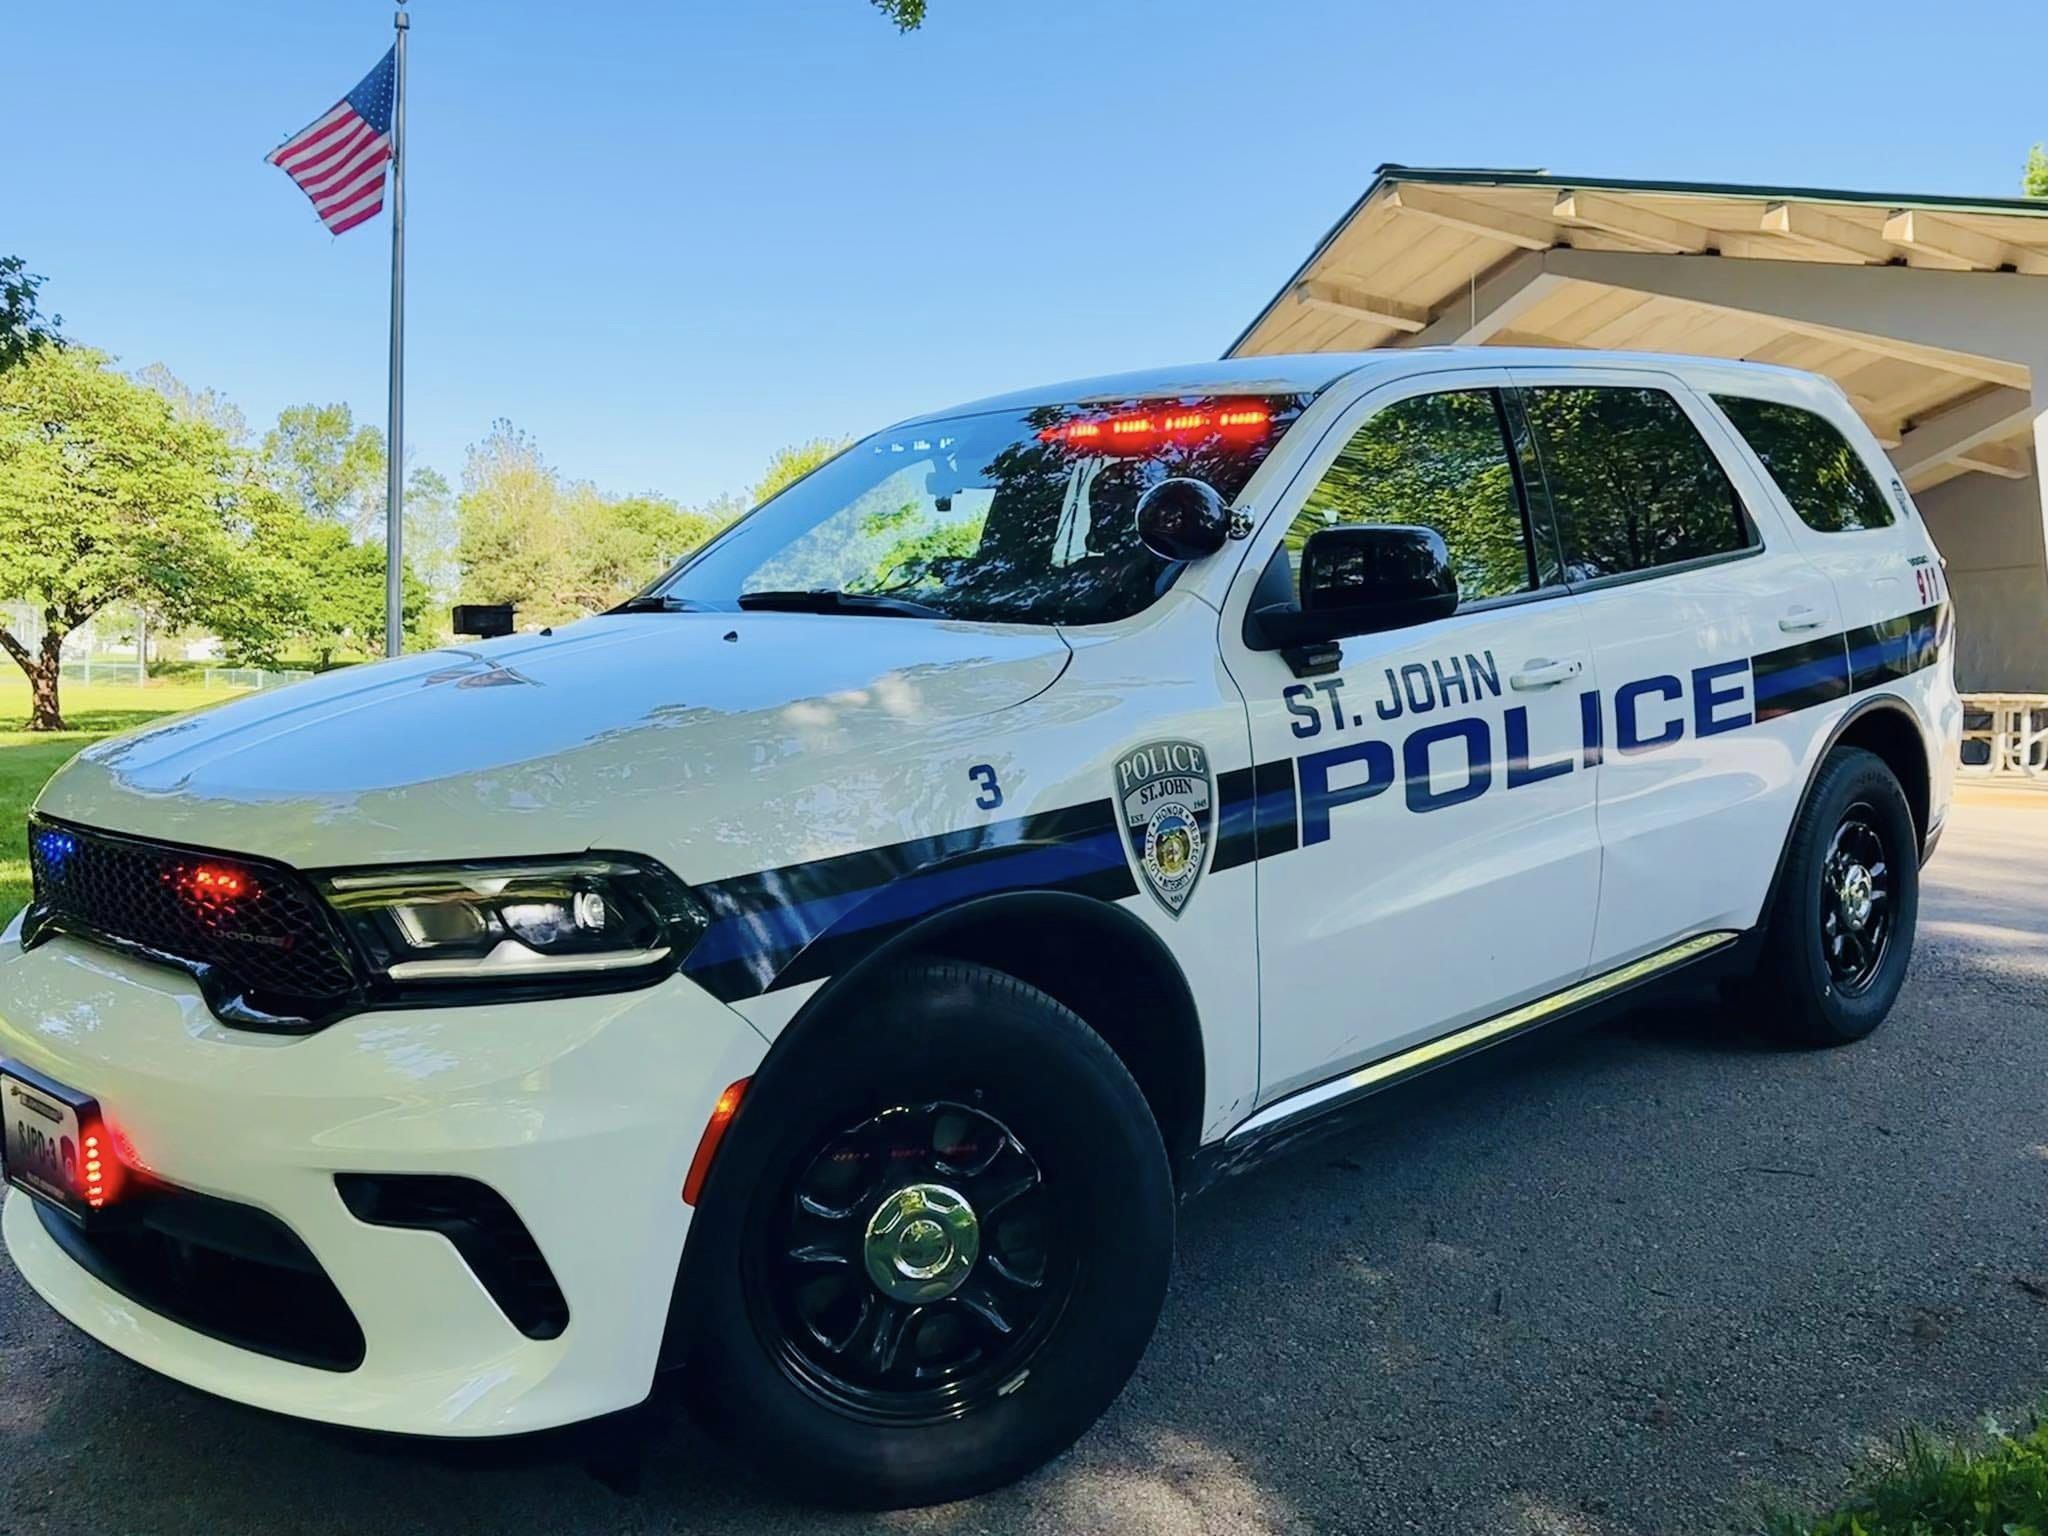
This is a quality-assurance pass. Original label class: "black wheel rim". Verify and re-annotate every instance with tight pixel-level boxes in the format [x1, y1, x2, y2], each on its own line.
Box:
[748, 1100, 1074, 1425]
[1820, 802, 1893, 995]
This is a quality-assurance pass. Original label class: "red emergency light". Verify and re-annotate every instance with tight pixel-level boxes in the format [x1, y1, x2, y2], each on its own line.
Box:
[1038, 402, 1273, 451]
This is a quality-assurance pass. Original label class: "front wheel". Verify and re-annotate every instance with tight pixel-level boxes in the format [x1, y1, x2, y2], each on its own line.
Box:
[1752, 745, 1920, 1046]
[680, 961, 1174, 1509]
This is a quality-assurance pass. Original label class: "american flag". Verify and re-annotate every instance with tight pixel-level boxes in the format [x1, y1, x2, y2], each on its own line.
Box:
[266, 48, 397, 236]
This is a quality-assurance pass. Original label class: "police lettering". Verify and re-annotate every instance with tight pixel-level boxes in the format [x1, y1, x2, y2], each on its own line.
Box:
[1117, 741, 1208, 791]
[1290, 659, 1755, 843]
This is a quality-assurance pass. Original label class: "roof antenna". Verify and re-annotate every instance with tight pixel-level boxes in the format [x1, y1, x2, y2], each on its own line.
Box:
[1469, 271, 1477, 338]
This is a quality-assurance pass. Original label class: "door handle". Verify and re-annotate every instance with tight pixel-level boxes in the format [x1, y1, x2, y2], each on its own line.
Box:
[1778, 606, 1826, 633]
[1509, 658, 1584, 691]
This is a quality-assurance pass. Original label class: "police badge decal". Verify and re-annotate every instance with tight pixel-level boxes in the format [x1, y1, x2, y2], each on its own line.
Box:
[1114, 739, 1214, 917]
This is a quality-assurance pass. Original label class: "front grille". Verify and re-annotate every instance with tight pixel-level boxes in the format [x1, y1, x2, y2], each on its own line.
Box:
[35, 1184, 366, 1371]
[25, 817, 361, 1027]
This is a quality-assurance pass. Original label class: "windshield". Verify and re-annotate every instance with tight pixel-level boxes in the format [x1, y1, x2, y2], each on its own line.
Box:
[651, 394, 1311, 626]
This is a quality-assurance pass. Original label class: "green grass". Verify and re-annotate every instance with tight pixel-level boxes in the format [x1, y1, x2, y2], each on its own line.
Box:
[1769, 1416, 2048, 1536]
[0, 678, 245, 921]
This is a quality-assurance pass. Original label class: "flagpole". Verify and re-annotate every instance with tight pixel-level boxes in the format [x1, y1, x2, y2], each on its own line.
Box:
[383, 6, 409, 658]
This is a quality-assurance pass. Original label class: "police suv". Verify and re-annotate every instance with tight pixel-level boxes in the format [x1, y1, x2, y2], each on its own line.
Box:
[1, 349, 1957, 1507]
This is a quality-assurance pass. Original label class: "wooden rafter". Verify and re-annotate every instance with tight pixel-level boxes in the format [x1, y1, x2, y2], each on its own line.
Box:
[1383, 183, 1556, 251]
[1292, 278, 1429, 333]
[1553, 190, 1707, 254]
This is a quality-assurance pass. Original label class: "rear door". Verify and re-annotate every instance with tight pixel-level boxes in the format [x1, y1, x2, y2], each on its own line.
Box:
[1510, 366, 1841, 968]
[1704, 385, 1947, 699]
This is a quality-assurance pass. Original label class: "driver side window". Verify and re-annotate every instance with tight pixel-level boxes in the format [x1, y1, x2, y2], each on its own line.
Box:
[1286, 389, 1536, 604]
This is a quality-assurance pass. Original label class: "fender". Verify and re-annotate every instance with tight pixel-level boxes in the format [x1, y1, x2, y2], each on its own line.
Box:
[766, 886, 1204, 1095]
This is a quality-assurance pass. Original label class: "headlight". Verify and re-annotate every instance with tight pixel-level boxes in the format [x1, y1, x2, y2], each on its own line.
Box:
[317, 856, 708, 993]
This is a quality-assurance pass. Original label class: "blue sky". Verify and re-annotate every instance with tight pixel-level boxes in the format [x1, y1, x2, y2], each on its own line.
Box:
[8, 0, 2042, 508]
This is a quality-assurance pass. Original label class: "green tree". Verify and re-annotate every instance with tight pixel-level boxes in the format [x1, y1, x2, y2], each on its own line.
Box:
[456, 422, 736, 624]
[136, 362, 249, 446]
[0, 257, 62, 373]
[456, 420, 575, 624]
[0, 346, 238, 729]
[871, 0, 926, 27]
[569, 490, 724, 610]
[403, 463, 459, 608]
[262, 401, 387, 538]
[2027, 144, 2048, 198]
[213, 477, 428, 669]
[753, 438, 848, 505]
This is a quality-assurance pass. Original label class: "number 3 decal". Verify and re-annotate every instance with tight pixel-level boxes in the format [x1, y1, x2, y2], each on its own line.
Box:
[968, 763, 1003, 811]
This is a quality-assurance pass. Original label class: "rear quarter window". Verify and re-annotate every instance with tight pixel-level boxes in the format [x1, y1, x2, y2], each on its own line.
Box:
[1713, 395, 1896, 534]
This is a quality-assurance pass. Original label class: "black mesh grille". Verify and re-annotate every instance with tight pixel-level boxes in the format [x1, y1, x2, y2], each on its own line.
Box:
[26, 817, 360, 1021]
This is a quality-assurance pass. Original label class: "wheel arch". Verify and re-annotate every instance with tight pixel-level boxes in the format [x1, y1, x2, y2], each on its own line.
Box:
[1826, 694, 1932, 848]
[1759, 693, 1932, 923]
[763, 889, 1208, 1182]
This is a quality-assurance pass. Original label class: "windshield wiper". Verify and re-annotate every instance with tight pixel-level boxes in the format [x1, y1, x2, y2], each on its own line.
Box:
[736, 589, 943, 619]
[610, 593, 712, 614]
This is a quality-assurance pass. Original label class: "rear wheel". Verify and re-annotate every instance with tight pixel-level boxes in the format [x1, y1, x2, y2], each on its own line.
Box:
[1751, 745, 1919, 1046]
[681, 961, 1174, 1509]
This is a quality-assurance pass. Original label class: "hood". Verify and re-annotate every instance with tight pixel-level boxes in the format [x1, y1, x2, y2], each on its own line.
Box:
[36, 613, 1070, 881]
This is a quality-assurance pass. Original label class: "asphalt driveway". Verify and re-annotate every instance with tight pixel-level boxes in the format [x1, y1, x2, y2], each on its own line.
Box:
[3, 784, 2046, 1535]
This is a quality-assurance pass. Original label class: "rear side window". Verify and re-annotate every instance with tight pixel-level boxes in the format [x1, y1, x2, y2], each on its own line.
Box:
[1713, 395, 1896, 533]
[1288, 389, 1535, 603]
[1520, 385, 1754, 582]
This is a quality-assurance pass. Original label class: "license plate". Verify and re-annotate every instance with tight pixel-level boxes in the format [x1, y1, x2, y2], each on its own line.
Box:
[1, 1063, 100, 1224]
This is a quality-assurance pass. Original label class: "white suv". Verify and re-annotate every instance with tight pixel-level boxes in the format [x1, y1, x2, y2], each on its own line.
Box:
[1, 348, 1959, 1507]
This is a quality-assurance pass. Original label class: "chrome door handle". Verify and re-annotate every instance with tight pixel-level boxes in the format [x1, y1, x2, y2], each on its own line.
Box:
[1778, 607, 1826, 633]
[1509, 658, 1584, 691]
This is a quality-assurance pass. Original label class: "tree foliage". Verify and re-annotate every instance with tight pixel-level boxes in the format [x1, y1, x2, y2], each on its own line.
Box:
[2027, 143, 2048, 198]
[403, 463, 458, 604]
[870, 0, 926, 29]
[753, 437, 849, 506]
[0, 257, 62, 373]
[261, 401, 387, 538]
[211, 478, 430, 670]
[135, 362, 249, 446]
[1291, 390, 1530, 600]
[454, 421, 730, 626]
[0, 346, 238, 728]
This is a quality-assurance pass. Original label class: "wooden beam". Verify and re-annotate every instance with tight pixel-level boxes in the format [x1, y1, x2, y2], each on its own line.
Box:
[1758, 202, 1896, 263]
[1399, 249, 1564, 348]
[1951, 441, 2033, 479]
[1292, 278, 1429, 333]
[1553, 190, 1708, 254]
[1881, 210, 1999, 272]
[1880, 210, 2048, 274]
[1715, 231, 1861, 265]
[1889, 386, 2038, 480]
[1384, 183, 1556, 251]
[1540, 248, 2032, 390]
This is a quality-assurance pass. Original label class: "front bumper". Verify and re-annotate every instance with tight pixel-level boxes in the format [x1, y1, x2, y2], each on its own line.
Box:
[0, 912, 768, 1436]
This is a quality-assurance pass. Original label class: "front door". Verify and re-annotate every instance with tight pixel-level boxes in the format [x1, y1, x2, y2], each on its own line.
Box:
[1221, 370, 1604, 1105]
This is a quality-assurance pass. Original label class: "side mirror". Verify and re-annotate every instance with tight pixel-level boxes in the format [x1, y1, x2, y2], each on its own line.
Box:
[1135, 478, 1233, 561]
[1251, 524, 1459, 663]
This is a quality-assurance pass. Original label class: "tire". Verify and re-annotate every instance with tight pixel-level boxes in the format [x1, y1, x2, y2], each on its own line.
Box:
[679, 960, 1175, 1509]
[1751, 745, 1919, 1046]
